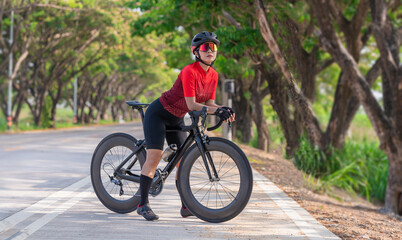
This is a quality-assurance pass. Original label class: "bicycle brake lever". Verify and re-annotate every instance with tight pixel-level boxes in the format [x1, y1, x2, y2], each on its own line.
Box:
[201, 107, 208, 128]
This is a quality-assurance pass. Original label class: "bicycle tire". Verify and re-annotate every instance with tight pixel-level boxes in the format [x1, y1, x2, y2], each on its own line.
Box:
[90, 133, 146, 213]
[177, 137, 253, 223]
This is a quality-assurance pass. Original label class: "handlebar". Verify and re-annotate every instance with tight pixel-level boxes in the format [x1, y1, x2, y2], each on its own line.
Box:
[207, 118, 224, 131]
[180, 107, 225, 132]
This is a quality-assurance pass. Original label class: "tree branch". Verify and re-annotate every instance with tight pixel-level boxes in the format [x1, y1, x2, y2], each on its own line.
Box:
[255, 0, 324, 147]
[312, 0, 392, 149]
[328, 0, 350, 32]
[222, 9, 242, 30]
[365, 57, 382, 84]
[351, 0, 370, 32]
[317, 58, 335, 73]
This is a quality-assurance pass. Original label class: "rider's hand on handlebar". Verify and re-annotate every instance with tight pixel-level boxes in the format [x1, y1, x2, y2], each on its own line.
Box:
[215, 108, 231, 121]
[215, 107, 235, 123]
[221, 106, 235, 123]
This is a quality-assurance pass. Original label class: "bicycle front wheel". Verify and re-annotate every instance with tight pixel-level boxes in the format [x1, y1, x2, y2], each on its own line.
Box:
[90, 133, 146, 213]
[178, 137, 253, 223]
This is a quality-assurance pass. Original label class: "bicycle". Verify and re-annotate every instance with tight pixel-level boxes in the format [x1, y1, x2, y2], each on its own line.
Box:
[90, 100, 253, 223]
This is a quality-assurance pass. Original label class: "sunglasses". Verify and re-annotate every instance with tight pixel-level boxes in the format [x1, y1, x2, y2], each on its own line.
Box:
[199, 43, 218, 52]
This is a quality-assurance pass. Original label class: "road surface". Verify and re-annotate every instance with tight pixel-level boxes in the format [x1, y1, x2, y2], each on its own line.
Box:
[0, 123, 339, 239]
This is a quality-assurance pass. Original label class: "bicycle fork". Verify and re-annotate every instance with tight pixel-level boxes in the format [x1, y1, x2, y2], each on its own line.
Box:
[195, 137, 220, 182]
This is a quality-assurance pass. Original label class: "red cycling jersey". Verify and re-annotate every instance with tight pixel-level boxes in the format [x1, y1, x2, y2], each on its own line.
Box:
[159, 61, 218, 117]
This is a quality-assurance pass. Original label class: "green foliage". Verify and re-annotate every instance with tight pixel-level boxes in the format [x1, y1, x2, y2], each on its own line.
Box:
[343, 0, 359, 21]
[294, 136, 334, 177]
[41, 96, 53, 128]
[295, 136, 388, 202]
[0, 111, 6, 132]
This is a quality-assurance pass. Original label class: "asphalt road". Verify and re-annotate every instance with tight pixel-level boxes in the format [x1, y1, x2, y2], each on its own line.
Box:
[0, 123, 339, 240]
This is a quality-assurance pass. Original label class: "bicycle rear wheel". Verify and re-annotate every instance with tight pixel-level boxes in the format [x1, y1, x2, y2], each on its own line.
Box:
[90, 133, 146, 213]
[178, 137, 253, 223]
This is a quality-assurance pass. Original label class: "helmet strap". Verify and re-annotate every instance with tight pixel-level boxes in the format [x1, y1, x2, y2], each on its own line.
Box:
[195, 49, 215, 67]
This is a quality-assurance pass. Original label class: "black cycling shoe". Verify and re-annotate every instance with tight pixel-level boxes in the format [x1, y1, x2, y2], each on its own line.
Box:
[137, 204, 159, 221]
[180, 207, 194, 218]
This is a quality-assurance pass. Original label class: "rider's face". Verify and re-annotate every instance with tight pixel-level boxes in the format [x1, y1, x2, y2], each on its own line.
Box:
[197, 43, 217, 65]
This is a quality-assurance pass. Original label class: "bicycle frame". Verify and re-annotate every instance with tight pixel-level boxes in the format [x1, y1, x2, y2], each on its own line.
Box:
[113, 110, 220, 186]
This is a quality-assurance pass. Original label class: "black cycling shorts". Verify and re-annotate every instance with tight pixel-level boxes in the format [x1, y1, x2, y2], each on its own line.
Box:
[143, 99, 187, 150]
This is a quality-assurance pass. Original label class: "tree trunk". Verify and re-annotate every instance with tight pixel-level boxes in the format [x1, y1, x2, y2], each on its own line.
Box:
[251, 68, 270, 151]
[256, 0, 324, 149]
[385, 145, 402, 215]
[264, 64, 301, 156]
[233, 79, 253, 143]
[369, 0, 402, 215]
[321, 0, 372, 149]
[49, 81, 65, 128]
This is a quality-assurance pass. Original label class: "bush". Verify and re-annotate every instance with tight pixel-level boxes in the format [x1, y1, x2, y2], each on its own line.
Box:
[0, 111, 6, 132]
[294, 136, 388, 202]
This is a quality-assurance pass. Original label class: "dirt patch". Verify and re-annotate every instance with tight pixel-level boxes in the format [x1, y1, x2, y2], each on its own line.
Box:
[240, 144, 402, 240]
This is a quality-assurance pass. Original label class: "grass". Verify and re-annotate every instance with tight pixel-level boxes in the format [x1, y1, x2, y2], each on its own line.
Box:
[294, 135, 388, 203]
[0, 105, 117, 133]
[292, 110, 388, 202]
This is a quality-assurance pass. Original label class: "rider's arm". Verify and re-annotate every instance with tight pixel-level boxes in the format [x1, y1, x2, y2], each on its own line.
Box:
[185, 97, 219, 114]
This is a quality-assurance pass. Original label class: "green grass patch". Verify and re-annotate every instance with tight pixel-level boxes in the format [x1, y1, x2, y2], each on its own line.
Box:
[294, 135, 388, 202]
[0, 104, 118, 134]
[249, 158, 263, 164]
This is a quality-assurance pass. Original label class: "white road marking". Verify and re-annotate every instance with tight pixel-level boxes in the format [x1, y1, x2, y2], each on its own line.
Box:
[252, 169, 340, 240]
[11, 187, 93, 240]
[0, 176, 91, 234]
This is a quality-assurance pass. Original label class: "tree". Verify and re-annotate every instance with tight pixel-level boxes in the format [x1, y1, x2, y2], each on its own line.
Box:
[310, 0, 401, 215]
[1, 0, 176, 127]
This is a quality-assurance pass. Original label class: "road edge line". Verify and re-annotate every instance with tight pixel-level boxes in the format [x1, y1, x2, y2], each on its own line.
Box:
[252, 169, 340, 240]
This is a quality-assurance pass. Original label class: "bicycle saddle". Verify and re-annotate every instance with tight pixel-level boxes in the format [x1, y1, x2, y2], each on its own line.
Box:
[125, 100, 150, 109]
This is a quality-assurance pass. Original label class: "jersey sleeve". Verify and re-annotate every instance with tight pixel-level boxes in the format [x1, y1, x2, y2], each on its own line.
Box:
[181, 66, 196, 97]
[209, 72, 219, 100]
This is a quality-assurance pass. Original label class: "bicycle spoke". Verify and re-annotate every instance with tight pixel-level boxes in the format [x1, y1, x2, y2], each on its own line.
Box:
[190, 180, 210, 187]
[214, 183, 225, 208]
[203, 184, 213, 207]
[122, 146, 129, 162]
[217, 152, 224, 172]
[189, 175, 209, 180]
[99, 145, 142, 201]
[192, 163, 207, 174]
[219, 163, 238, 178]
[219, 180, 240, 186]
[195, 158, 207, 173]
[219, 173, 239, 179]
[217, 155, 231, 175]
[124, 181, 137, 195]
[192, 181, 211, 196]
[217, 182, 237, 200]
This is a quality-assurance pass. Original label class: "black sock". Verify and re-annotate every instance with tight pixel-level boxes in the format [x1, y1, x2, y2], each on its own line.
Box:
[176, 180, 186, 209]
[139, 175, 153, 206]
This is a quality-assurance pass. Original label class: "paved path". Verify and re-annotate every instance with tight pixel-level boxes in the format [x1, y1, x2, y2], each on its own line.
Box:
[0, 123, 339, 239]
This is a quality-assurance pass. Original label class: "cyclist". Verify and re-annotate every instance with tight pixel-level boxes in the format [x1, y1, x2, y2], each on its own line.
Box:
[137, 31, 235, 221]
